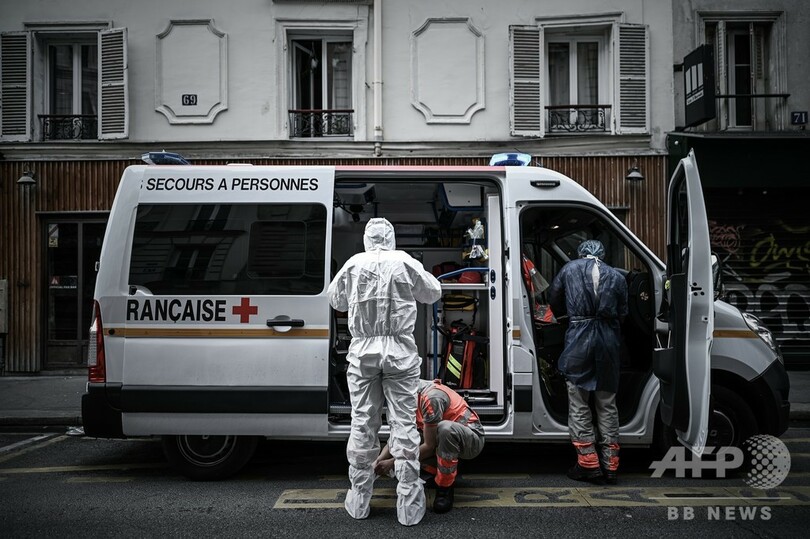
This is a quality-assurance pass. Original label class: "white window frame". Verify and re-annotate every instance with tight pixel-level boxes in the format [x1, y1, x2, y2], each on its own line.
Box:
[43, 38, 98, 116]
[544, 33, 608, 108]
[25, 22, 110, 141]
[697, 11, 786, 131]
[290, 34, 353, 111]
[533, 13, 640, 136]
[276, 19, 368, 141]
[726, 27, 752, 129]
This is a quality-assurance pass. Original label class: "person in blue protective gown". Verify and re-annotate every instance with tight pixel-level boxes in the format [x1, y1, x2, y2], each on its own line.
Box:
[328, 218, 442, 526]
[548, 239, 628, 484]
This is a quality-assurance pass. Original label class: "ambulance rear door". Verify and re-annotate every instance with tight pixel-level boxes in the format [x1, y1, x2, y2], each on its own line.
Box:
[653, 150, 713, 456]
[118, 166, 334, 437]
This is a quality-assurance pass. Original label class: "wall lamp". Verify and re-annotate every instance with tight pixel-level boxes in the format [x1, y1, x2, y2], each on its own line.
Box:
[625, 160, 644, 182]
[17, 169, 36, 186]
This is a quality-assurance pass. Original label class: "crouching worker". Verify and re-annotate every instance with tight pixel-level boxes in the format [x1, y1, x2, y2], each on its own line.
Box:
[374, 379, 485, 514]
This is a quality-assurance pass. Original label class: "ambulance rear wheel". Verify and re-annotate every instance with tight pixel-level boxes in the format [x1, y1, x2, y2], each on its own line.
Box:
[162, 434, 258, 480]
[707, 385, 757, 449]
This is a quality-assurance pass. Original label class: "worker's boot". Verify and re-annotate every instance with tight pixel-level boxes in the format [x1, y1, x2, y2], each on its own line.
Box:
[433, 486, 455, 514]
[567, 463, 603, 483]
[603, 468, 618, 485]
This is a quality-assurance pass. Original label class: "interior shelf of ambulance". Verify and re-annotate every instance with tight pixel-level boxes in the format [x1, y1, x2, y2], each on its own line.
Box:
[328, 177, 504, 423]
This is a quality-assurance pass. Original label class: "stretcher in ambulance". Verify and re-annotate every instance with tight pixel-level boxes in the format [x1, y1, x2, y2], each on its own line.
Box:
[82, 151, 789, 479]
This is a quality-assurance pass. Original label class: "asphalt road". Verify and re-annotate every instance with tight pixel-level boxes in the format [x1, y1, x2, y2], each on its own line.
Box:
[1, 427, 809, 538]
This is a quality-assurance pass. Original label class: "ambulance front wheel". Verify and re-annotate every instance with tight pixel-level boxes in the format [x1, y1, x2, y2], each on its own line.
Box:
[162, 434, 258, 480]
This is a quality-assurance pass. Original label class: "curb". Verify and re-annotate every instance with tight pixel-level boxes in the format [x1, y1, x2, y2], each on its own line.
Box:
[790, 404, 810, 422]
[0, 416, 83, 427]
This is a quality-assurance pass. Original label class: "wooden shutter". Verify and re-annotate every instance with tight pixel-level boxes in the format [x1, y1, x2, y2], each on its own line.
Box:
[0, 31, 31, 141]
[99, 27, 129, 139]
[714, 21, 728, 129]
[615, 24, 648, 134]
[509, 25, 543, 137]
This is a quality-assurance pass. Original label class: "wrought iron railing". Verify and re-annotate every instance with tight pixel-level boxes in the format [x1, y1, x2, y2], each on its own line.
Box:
[39, 115, 98, 140]
[546, 105, 611, 133]
[288, 109, 353, 138]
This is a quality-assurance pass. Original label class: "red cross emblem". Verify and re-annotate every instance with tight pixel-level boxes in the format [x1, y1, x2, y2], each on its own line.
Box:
[232, 297, 258, 323]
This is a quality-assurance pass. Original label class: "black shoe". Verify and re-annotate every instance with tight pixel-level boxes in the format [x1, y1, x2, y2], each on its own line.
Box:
[567, 464, 603, 483]
[433, 486, 454, 513]
[603, 469, 617, 485]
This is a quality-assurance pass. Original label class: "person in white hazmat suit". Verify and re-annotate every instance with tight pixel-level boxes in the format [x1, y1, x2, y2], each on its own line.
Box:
[328, 218, 442, 526]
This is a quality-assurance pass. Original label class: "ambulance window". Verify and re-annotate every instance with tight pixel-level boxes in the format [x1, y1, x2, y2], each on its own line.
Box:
[520, 206, 646, 278]
[129, 203, 326, 295]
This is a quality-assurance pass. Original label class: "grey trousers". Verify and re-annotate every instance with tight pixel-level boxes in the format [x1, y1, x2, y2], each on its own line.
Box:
[566, 381, 620, 470]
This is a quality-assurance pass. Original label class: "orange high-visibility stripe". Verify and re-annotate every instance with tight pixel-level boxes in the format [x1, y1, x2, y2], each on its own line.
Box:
[572, 441, 600, 469]
[607, 443, 620, 471]
[436, 454, 458, 487]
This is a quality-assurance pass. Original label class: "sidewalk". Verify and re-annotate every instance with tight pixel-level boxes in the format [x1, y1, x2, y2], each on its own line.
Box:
[0, 370, 808, 427]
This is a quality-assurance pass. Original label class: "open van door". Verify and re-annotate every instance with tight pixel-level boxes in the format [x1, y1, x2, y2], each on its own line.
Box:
[654, 149, 713, 456]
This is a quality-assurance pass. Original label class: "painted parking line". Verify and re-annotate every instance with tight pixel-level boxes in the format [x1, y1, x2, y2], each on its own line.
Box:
[66, 476, 134, 483]
[0, 435, 67, 465]
[0, 462, 167, 474]
[0, 434, 57, 454]
[273, 486, 810, 509]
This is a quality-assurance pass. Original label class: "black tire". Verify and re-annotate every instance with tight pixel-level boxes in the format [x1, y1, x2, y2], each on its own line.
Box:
[653, 384, 758, 457]
[707, 385, 758, 449]
[162, 434, 258, 481]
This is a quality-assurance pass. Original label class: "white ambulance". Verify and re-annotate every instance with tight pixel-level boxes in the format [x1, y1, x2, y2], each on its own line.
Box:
[82, 151, 790, 479]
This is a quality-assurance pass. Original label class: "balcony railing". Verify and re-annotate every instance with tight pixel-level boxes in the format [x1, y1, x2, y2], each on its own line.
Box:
[288, 109, 353, 138]
[546, 105, 611, 133]
[39, 115, 98, 140]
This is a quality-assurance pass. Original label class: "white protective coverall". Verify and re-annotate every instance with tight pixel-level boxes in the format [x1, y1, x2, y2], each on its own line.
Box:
[328, 218, 442, 526]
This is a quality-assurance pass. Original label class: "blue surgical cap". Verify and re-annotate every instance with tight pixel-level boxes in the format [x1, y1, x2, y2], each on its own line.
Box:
[578, 239, 605, 259]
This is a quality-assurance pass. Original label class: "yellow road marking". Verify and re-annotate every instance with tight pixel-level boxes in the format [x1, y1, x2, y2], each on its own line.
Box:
[66, 476, 134, 483]
[789, 453, 810, 459]
[784, 439, 810, 444]
[273, 487, 810, 509]
[460, 473, 532, 480]
[319, 473, 530, 481]
[0, 435, 67, 465]
[0, 462, 167, 474]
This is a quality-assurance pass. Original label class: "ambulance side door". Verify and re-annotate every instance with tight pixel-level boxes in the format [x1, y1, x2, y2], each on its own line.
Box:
[653, 150, 713, 455]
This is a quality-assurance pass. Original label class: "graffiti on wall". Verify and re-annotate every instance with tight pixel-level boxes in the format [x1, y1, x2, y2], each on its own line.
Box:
[710, 221, 810, 347]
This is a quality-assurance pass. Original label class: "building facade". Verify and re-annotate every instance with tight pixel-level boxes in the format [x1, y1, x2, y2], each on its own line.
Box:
[670, 0, 810, 368]
[1, 0, 673, 373]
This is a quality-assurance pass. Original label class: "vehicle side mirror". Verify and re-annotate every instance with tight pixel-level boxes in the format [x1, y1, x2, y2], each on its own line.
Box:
[711, 253, 723, 300]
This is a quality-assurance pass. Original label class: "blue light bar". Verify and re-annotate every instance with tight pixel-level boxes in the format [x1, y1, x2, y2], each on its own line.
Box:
[141, 151, 190, 165]
[489, 152, 532, 166]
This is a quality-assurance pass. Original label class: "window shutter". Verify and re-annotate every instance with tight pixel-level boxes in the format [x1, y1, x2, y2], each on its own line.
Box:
[99, 27, 129, 139]
[615, 24, 648, 134]
[0, 31, 31, 141]
[509, 25, 543, 137]
[714, 21, 728, 129]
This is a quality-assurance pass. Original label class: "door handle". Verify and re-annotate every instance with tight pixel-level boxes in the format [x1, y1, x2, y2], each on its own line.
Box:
[266, 317, 305, 328]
